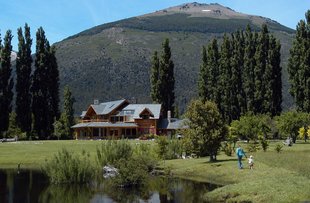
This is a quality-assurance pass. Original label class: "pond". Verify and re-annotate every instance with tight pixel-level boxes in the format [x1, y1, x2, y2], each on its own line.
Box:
[0, 169, 220, 203]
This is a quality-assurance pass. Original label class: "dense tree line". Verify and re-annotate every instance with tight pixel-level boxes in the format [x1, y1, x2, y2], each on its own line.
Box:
[198, 24, 282, 123]
[0, 25, 61, 139]
[288, 10, 310, 112]
[150, 38, 175, 118]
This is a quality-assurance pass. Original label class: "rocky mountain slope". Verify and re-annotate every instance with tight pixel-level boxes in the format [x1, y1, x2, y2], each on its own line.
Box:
[54, 2, 295, 114]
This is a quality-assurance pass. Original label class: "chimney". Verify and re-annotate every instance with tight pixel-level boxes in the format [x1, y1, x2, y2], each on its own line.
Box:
[167, 110, 171, 123]
[94, 99, 99, 105]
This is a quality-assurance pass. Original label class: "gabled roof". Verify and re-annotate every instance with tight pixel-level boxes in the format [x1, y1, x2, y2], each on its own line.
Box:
[139, 108, 154, 118]
[87, 99, 128, 116]
[122, 104, 161, 119]
[157, 118, 188, 130]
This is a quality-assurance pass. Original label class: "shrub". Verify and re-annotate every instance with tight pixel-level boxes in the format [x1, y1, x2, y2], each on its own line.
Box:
[247, 142, 260, 152]
[155, 136, 169, 159]
[260, 139, 269, 152]
[134, 143, 158, 172]
[96, 139, 133, 167]
[222, 142, 233, 156]
[43, 148, 94, 184]
[275, 143, 283, 153]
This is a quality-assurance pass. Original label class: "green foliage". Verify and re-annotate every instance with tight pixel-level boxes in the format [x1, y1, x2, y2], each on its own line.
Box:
[0, 30, 14, 136]
[274, 143, 283, 153]
[16, 23, 33, 134]
[260, 139, 269, 152]
[150, 51, 161, 103]
[288, 10, 310, 112]
[155, 136, 169, 160]
[275, 111, 310, 143]
[43, 148, 94, 184]
[230, 113, 271, 141]
[96, 139, 133, 167]
[54, 86, 76, 139]
[183, 99, 228, 161]
[222, 142, 233, 156]
[32, 27, 60, 139]
[6, 112, 23, 139]
[247, 142, 260, 152]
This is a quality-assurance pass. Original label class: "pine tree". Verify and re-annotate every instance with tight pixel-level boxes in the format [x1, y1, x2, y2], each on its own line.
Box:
[16, 24, 33, 134]
[150, 51, 161, 103]
[288, 10, 310, 112]
[0, 30, 14, 136]
[32, 27, 59, 139]
[159, 38, 175, 118]
[198, 46, 208, 101]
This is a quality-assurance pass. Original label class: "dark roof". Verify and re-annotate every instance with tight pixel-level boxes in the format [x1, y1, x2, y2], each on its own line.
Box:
[157, 118, 188, 130]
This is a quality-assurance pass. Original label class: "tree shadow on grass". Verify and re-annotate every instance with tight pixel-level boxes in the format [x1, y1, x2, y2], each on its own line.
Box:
[201, 158, 237, 164]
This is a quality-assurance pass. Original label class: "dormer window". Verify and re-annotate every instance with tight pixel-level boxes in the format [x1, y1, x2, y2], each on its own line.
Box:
[139, 108, 154, 119]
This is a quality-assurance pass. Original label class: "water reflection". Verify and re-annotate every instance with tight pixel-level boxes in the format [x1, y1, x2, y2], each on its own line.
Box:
[0, 169, 220, 203]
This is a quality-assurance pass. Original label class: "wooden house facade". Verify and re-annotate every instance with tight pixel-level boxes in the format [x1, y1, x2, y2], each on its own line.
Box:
[72, 99, 169, 139]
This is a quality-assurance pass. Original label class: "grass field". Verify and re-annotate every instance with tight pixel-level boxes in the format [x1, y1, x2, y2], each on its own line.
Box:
[0, 140, 310, 202]
[165, 141, 310, 202]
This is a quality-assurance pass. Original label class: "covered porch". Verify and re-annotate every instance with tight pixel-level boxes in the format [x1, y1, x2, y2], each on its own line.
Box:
[72, 122, 138, 139]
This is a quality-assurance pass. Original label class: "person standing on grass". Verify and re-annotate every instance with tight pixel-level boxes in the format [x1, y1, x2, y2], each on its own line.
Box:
[236, 144, 247, 169]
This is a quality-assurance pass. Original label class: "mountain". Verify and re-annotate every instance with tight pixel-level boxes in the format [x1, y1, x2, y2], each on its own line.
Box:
[54, 2, 295, 114]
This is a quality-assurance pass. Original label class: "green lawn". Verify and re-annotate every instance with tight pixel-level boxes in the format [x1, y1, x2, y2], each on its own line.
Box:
[165, 141, 310, 202]
[1, 140, 310, 202]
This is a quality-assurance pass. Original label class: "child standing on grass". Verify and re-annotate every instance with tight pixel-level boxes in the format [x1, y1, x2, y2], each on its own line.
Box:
[248, 155, 254, 169]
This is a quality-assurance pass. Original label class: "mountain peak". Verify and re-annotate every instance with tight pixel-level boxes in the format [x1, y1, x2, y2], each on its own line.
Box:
[144, 2, 247, 19]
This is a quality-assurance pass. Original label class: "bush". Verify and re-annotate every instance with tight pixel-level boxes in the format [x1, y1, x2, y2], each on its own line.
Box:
[275, 143, 283, 153]
[222, 142, 233, 156]
[155, 136, 169, 159]
[247, 142, 260, 152]
[96, 139, 133, 167]
[134, 143, 158, 172]
[43, 148, 94, 184]
[260, 139, 269, 152]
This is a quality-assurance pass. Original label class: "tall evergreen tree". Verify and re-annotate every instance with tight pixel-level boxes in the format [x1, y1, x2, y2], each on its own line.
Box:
[0, 30, 14, 136]
[16, 24, 33, 134]
[198, 46, 208, 101]
[158, 38, 175, 118]
[150, 51, 161, 103]
[288, 10, 310, 112]
[32, 27, 59, 139]
[59, 86, 75, 139]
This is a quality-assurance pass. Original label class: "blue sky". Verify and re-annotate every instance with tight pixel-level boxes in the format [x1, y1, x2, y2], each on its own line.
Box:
[1, 0, 309, 50]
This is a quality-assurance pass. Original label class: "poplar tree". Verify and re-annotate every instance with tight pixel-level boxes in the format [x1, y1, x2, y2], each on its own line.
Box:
[254, 24, 269, 114]
[150, 51, 160, 103]
[267, 36, 282, 116]
[159, 38, 175, 118]
[219, 34, 232, 122]
[16, 23, 33, 134]
[0, 30, 13, 136]
[198, 46, 208, 101]
[243, 25, 256, 112]
[32, 27, 59, 139]
[288, 10, 310, 112]
[207, 39, 220, 104]
[230, 31, 246, 119]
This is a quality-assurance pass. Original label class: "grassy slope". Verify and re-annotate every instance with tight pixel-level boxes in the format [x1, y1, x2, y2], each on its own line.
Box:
[165, 142, 310, 202]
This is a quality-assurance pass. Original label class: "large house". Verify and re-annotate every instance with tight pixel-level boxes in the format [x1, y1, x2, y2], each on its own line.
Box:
[71, 99, 185, 139]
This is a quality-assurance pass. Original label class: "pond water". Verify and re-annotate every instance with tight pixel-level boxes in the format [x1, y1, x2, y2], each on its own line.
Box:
[0, 169, 220, 203]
